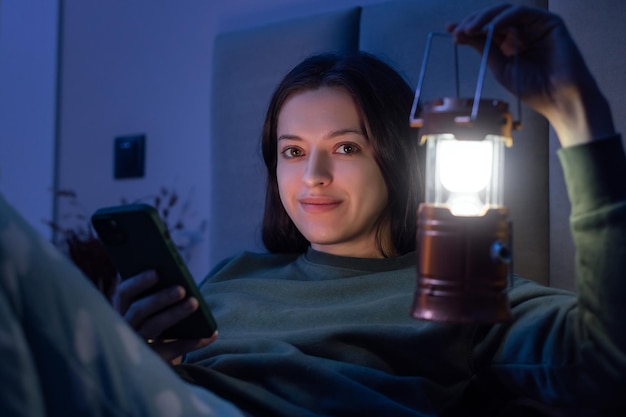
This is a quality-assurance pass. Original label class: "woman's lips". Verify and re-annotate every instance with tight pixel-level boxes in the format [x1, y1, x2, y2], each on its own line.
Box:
[298, 197, 341, 213]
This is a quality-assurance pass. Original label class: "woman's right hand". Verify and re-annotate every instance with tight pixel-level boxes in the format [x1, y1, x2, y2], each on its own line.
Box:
[112, 270, 216, 365]
[446, 4, 615, 147]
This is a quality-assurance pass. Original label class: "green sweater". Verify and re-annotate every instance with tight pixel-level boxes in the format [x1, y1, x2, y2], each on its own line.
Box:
[184, 136, 626, 416]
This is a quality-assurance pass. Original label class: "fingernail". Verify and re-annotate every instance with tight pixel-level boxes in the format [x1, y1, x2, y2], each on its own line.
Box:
[170, 286, 185, 299]
[185, 297, 198, 311]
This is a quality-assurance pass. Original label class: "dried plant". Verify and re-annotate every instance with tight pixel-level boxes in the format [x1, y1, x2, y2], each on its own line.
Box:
[45, 189, 118, 299]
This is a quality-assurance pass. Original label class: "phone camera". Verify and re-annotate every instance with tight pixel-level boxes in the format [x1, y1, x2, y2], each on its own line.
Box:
[94, 217, 128, 246]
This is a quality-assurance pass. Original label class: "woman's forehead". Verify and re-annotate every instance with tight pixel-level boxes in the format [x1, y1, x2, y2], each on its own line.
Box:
[277, 87, 363, 132]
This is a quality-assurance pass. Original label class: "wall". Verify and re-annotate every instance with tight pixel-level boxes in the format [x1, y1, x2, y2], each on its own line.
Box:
[548, 0, 626, 290]
[0, 0, 59, 237]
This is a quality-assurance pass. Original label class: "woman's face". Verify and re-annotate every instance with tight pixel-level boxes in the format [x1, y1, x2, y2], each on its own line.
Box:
[276, 86, 389, 258]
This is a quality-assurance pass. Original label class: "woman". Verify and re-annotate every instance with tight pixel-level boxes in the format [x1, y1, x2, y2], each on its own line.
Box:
[259, 51, 422, 258]
[1, 4, 625, 416]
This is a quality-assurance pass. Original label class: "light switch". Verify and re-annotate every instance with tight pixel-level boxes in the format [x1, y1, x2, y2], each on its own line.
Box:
[114, 134, 145, 179]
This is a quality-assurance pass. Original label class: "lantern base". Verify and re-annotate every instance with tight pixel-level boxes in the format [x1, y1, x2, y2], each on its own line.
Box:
[411, 291, 511, 323]
[411, 204, 512, 324]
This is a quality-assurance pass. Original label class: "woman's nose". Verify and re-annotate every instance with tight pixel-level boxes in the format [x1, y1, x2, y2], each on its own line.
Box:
[302, 150, 332, 187]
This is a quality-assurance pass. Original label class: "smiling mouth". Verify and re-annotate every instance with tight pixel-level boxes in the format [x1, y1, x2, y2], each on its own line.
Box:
[299, 198, 341, 213]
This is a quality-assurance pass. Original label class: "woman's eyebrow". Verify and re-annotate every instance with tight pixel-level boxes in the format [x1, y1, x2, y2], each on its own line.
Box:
[328, 128, 366, 139]
[277, 134, 301, 142]
[278, 129, 366, 142]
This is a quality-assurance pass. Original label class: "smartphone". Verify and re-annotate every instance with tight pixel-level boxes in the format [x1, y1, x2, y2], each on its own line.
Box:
[91, 203, 217, 339]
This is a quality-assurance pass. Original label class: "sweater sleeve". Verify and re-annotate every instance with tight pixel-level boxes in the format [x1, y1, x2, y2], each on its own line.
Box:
[559, 135, 626, 369]
[471, 135, 626, 411]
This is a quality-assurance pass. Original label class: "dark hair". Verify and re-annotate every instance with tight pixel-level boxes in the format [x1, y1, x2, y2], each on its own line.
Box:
[261, 52, 423, 256]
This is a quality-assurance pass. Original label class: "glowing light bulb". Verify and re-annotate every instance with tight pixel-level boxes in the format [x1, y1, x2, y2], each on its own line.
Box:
[438, 139, 493, 216]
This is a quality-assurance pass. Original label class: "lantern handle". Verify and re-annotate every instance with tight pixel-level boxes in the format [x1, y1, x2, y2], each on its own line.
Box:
[409, 26, 522, 131]
[409, 32, 452, 127]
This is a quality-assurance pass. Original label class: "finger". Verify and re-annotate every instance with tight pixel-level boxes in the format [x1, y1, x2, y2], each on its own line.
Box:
[445, 7, 519, 77]
[449, 4, 533, 55]
[124, 285, 186, 332]
[457, 5, 561, 56]
[134, 295, 198, 340]
[486, 6, 563, 56]
[485, 5, 556, 33]
[445, 22, 457, 33]
[113, 270, 158, 314]
[449, 4, 512, 37]
[151, 333, 218, 364]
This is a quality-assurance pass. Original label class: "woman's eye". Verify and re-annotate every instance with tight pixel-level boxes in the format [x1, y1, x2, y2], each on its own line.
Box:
[336, 143, 360, 155]
[281, 147, 303, 158]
